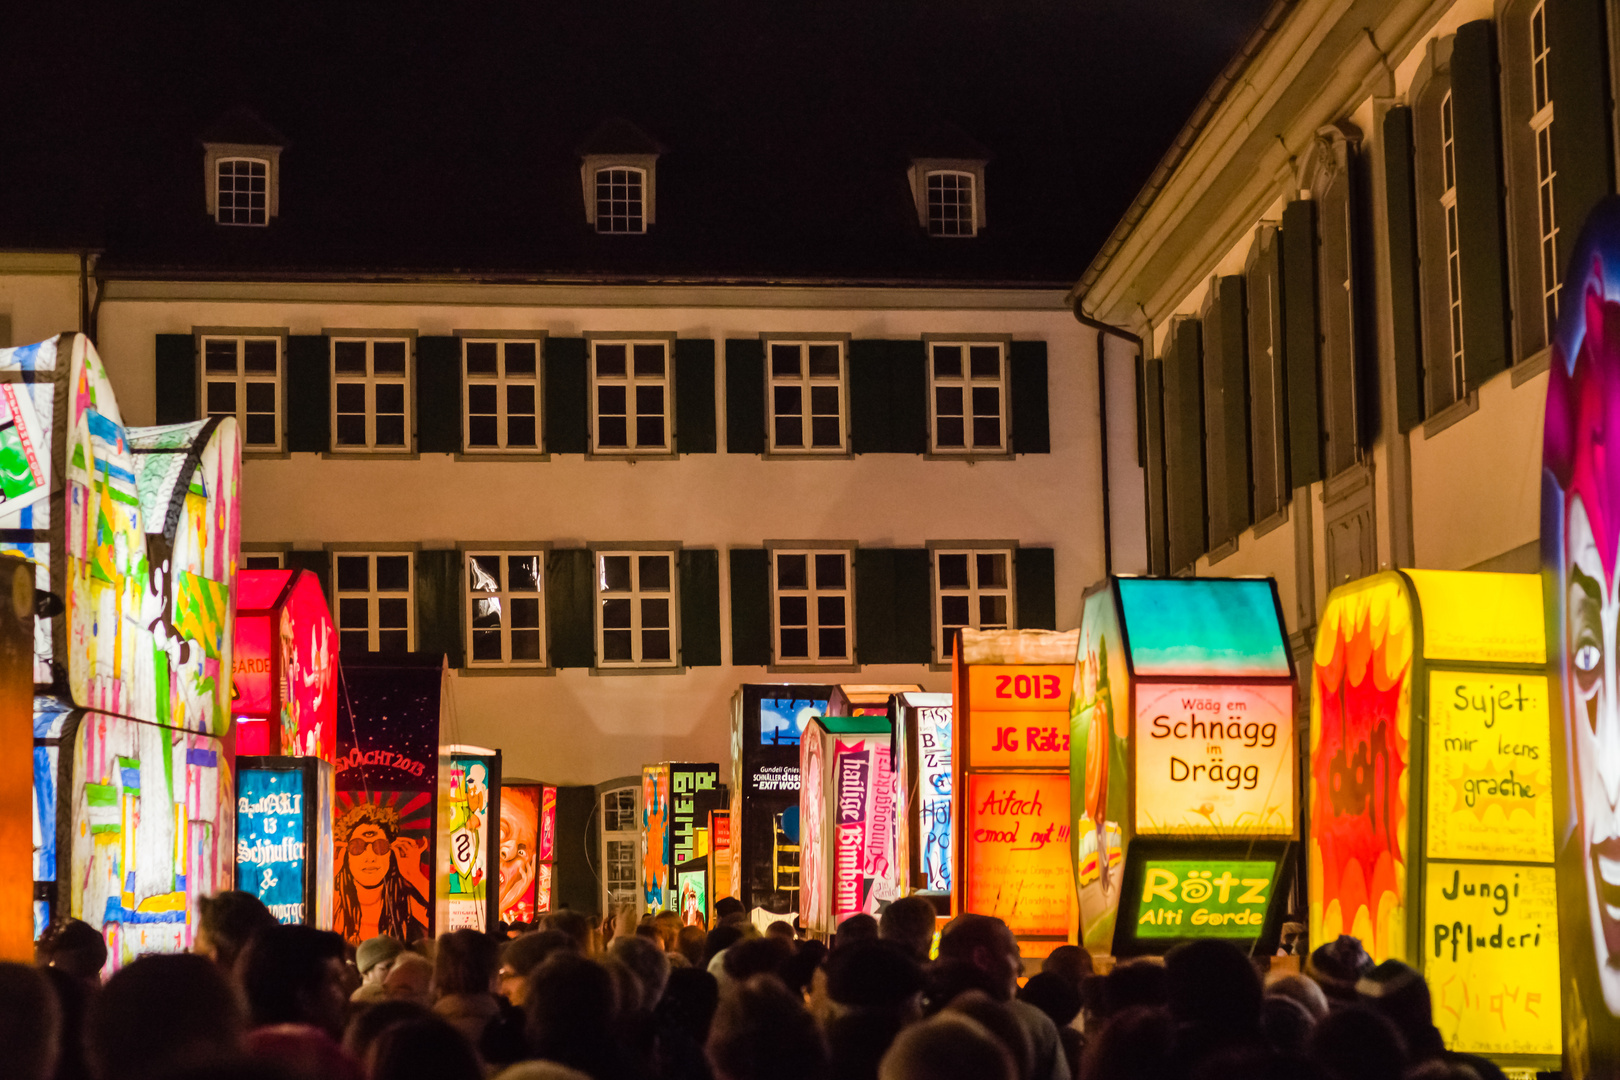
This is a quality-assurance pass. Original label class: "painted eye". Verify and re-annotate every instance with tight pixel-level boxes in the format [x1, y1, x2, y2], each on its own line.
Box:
[1576, 644, 1602, 673]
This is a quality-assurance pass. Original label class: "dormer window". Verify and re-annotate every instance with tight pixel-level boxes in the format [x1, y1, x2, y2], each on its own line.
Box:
[217, 158, 269, 226]
[579, 119, 664, 235]
[907, 123, 990, 239]
[595, 167, 647, 234]
[200, 107, 285, 228]
[926, 171, 977, 237]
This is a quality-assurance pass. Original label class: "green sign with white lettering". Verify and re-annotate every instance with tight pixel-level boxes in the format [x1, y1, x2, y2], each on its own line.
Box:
[1135, 859, 1278, 939]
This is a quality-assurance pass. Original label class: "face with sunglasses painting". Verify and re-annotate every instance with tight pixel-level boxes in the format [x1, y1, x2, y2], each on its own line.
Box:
[334, 800, 430, 944]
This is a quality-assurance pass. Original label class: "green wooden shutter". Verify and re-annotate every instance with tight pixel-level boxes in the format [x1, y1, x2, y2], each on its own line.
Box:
[855, 548, 897, 663]
[286, 335, 331, 453]
[1204, 276, 1250, 548]
[1010, 341, 1051, 454]
[1164, 318, 1206, 573]
[414, 549, 463, 668]
[725, 339, 766, 454]
[1143, 358, 1170, 576]
[849, 339, 892, 454]
[679, 548, 722, 666]
[155, 334, 198, 425]
[543, 337, 589, 455]
[675, 339, 717, 454]
[892, 549, 931, 663]
[284, 550, 331, 599]
[1383, 106, 1425, 433]
[1549, 0, 1615, 279]
[1452, 19, 1513, 387]
[728, 548, 770, 666]
[1281, 199, 1321, 486]
[1015, 547, 1057, 630]
[416, 335, 461, 454]
[889, 341, 928, 454]
[546, 549, 595, 669]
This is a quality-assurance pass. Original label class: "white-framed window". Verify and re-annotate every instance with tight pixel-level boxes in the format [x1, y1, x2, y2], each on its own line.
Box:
[595, 168, 646, 234]
[464, 339, 541, 452]
[771, 548, 852, 665]
[202, 335, 281, 450]
[926, 171, 977, 237]
[334, 551, 413, 654]
[243, 552, 285, 571]
[466, 551, 546, 667]
[934, 548, 1013, 661]
[929, 341, 1007, 453]
[332, 338, 410, 451]
[1441, 92, 1465, 398]
[596, 550, 676, 667]
[217, 158, 269, 226]
[1530, 1, 1559, 340]
[600, 785, 642, 912]
[768, 341, 846, 453]
[591, 339, 670, 453]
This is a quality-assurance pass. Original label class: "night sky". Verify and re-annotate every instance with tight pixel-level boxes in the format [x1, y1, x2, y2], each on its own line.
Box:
[5, 0, 1275, 274]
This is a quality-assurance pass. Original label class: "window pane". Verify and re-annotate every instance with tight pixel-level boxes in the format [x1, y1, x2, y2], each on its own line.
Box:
[980, 594, 1008, 626]
[374, 416, 405, 446]
[771, 344, 801, 378]
[375, 383, 405, 413]
[378, 629, 408, 653]
[810, 417, 841, 447]
[641, 629, 671, 661]
[596, 344, 627, 378]
[935, 386, 964, 417]
[511, 597, 541, 629]
[472, 597, 502, 629]
[245, 382, 275, 412]
[775, 417, 804, 447]
[373, 341, 407, 375]
[640, 597, 669, 630]
[245, 414, 276, 446]
[244, 555, 283, 570]
[511, 629, 541, 662]
[335, 415, 365, 445]
[635, 417, 665, 447]
[938, 554, 969, 589]
[602, 598, 632, 629]
[969, 346, 1001, 379]
[935, 417, 965, 448]
[504, 342, 537, 376]
[507, 556, 540, 592]
[206, 382, 237, 414]
[972, 417, 1001, 448]
[466, 342, 499, 375]
[639, 555, 671, 591]
[468, 384, 497, 414]
[818, 627, 847, 658]
[809, 386, 840, 415]
[469, 555, 501, 591]
[816, 595, 845, 627]
[507, 384, 535, 414]
[933, 346, 963, 379]
[337, 556, 371, 592]
[335, 342, 369, 373]
[779, 628, 809, 659]
[598, 385, 627, 415]
[814, 553, 845, 589]
[807, 345, 840, 378]
[341, 629, 370, 653]
[633, 344, 665, 377]
[506, 416, 536, 448]
[601, 555, 631, 592]
[602, 629, 633, 661]
[971, 386, 1000, 416]
[205, 340, 238, 373]
[776, 554, 807, 590]
[977, 553, 1009, 587]
[635, 384, 664, 416]
[335, 382, 366, 411]
[941, 595, 970, 624]
[375, 556, 410, 591]
[773, 385, 802, 417]
[468, 417, 498, 447]
[778, 595, 808, 625]
[339, 596, 370, 628]
[472, 630, 502, 662]
[598, 417, 628, 448]
[240, 340, 276, 374]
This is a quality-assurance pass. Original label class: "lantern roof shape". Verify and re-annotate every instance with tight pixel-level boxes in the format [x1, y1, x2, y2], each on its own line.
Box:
[1113, 576, 1290, 679]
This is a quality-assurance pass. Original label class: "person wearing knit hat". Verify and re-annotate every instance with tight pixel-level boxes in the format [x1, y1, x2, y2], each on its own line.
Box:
[351, 935, 405, 1003]
[1304, 934, 1373, 1004]
[1356, 960, 1507, 1080]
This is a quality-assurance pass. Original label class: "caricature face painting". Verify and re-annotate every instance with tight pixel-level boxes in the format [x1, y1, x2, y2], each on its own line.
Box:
[1546, 225, 1620, 1073]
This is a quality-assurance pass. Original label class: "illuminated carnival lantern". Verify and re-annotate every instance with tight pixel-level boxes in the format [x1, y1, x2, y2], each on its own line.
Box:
[891, 691, 954, 920]
[497, 780, 556, 924]
[642, 761, 723, 922]
[798, 714, 900, 939]
[1311, 570, 1556, 1064]
[438, 745, 501, 932]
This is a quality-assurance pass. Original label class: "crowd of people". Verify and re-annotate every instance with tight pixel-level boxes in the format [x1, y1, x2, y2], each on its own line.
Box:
[5, 895, 1503, 1080]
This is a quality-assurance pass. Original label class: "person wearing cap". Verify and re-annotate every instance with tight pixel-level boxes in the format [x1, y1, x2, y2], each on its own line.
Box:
[1304, 934, 1373, 1004]
[1356, 959, 1507, 1080]
[350, 934, 405, 1003]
